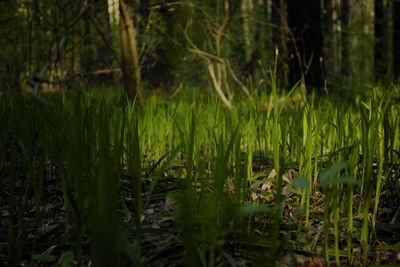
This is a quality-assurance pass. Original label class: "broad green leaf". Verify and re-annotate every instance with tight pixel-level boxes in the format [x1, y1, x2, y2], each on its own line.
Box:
[293, 176, 310, 190]
[238, 204, 272, 215]
[319, 162, 348, 187]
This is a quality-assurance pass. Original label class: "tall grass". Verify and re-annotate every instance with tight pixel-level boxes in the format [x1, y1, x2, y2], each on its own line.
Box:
[1, 87, 399, 266]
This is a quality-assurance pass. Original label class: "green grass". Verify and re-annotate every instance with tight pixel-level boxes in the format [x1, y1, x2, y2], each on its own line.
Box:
[1, 87, 400, 266]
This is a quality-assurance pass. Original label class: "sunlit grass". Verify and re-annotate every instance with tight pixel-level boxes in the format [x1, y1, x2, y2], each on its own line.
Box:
[1, 87, 399, 266]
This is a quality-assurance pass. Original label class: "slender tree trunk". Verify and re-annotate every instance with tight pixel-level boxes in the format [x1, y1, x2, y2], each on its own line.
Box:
[230, 0, 247, 75]
[271, 0, 284, 86]
[262, 0, 272, 61]
[374, 0, 388, 81]
[119, 0, 142, 101]
[243, 0, 262, 79]
[323, 0, 333, 77]
[263, 0, 270, 51]
[81, 12, 94, 75]
[287, 0, 324, 89]
[393, 0, 400, 81]
[341, 0, 350, 77]
[271, 0, 281, 53]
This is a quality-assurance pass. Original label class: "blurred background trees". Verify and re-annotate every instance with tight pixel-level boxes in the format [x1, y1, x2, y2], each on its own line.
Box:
[0, 0, 398, 100]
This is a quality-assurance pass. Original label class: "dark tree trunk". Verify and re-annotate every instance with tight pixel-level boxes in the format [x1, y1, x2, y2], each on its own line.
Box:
[323, 0, 333, 76]
[393, 0, 400, 81]
[229, 0, 247, 76]
[341, 0, 350, 77]
[374, 0, 388, 81]
[243, 2, 262, 79]
[271, 0, 281, 53]
[81, 13, 94, 74]
[271, 0, 285, 86]
[287, 0, 324, 89]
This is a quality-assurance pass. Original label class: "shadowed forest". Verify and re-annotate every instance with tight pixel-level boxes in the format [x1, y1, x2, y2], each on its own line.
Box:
[1, 0, 400, 266]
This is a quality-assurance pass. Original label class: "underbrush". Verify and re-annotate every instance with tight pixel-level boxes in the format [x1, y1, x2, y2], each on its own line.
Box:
[1, 87, 399, 266]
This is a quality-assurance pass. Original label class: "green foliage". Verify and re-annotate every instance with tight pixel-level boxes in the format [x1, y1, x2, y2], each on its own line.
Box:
[1, 87, 400, 265]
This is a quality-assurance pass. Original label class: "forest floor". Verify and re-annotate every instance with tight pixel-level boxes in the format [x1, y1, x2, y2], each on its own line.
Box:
[1, 153, 400, 266]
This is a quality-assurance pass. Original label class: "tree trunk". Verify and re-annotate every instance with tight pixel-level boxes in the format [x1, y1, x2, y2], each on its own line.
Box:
[271, 0, 281, 54]
[287, 0, 324, 89]
[230, 0, 247, 76]
[81, 12, 94, 75]
[374, 0, 388, 81]
[393, 0, 400, 81]
[323, 0, 334, 77]
[262, 0, 271, 60]
[271, 0, 284, 87]
[243, 0, 263, 79]
[341, 0, 350, 77]
[119, 0, 142, 101]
